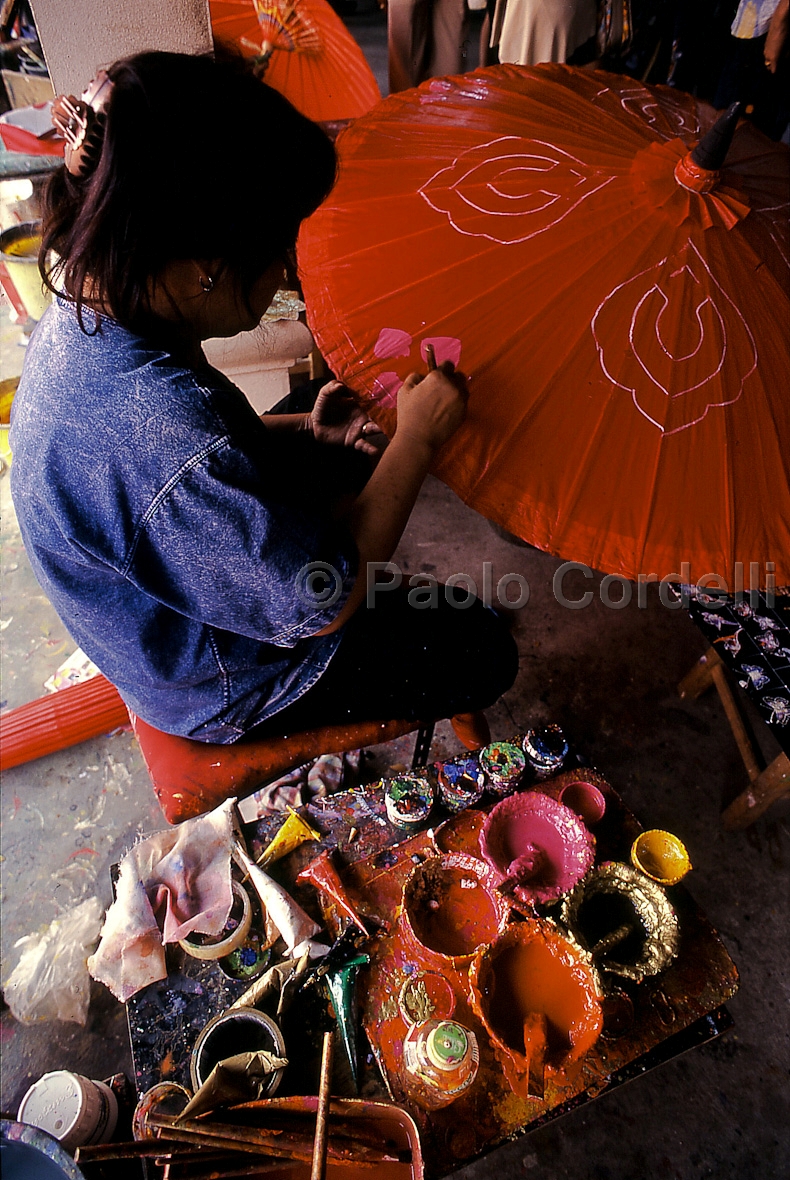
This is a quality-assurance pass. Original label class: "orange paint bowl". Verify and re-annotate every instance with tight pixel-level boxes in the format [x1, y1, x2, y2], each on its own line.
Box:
[470, 923, 602, 1098]
[480, 792, 595, 905]
[401, 853, 509, 963]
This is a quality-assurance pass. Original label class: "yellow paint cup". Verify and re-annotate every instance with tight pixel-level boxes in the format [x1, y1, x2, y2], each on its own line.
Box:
[631, 830, 691, 886]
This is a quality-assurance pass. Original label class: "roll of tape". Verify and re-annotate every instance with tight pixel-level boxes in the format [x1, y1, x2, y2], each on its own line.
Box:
[179, 880, 252, 961]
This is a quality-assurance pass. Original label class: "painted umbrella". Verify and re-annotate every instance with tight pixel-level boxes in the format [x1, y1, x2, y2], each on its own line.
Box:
[298, 64, 790, 587]
[209, 0, 380, 123]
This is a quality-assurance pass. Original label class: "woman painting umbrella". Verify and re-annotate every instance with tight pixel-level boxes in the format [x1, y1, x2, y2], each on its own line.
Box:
[9, 51, 517, 748]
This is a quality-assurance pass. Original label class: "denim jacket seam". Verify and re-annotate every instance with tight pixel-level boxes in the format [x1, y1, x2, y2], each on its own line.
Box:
[121, 434, 231, 576]
[207, 628, 231, 711]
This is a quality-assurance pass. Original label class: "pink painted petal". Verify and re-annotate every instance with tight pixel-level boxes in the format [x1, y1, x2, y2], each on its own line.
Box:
[421, 336, 462, 368]
[370, 371, 402, 406]
[374, 327, 413, 360]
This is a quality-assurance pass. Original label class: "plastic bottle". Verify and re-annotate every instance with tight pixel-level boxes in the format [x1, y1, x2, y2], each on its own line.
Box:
[402, 1019, 479, 1110]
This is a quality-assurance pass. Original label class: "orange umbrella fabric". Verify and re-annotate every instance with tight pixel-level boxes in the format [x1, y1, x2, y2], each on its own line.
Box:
[298, 65, 790, 588]
[209, 0, 380, 122]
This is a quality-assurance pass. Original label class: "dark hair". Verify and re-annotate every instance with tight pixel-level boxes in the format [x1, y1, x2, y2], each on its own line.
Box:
[41, 49, 337, 333]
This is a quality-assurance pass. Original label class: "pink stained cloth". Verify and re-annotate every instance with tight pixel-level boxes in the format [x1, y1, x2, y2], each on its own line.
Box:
[88, 799, 236, 1003]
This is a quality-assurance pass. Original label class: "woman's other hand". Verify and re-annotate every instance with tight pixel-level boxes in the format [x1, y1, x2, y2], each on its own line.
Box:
[394, 361, 469, 455]
[310, 380, 386, 454]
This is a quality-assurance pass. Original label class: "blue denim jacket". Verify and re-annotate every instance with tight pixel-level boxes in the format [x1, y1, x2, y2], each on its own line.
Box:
[10, 300, 357, 742]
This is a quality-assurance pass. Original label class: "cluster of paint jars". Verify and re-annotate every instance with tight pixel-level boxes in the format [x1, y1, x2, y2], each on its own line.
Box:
[383, 724, 570, 830]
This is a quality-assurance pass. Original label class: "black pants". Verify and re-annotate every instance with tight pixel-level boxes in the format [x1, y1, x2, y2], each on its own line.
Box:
[247, 589, 519, 736]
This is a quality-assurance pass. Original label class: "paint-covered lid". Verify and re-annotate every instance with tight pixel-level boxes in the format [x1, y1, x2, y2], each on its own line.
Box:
[523, 724, 569, 771]
[426, 1021, 470, 1070]
[17, 1072, 84, 1144]
[479, 741, 526, 788]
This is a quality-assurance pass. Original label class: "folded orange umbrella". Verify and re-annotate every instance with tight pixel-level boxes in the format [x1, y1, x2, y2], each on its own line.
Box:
[209, 0, 380, 123]
[0, 675, 129, 772]
[298, 65, 790, 588]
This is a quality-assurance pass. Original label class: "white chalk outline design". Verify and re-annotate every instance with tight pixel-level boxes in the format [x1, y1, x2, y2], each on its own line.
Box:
[591, 239, 758, 434]
[419, 136, 614, 244]
[592, 85, 701, 139]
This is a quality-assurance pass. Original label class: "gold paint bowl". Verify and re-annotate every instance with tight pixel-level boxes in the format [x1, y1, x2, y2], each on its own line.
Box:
[561, 862, 680, 983]
[631, 830, 691, 885]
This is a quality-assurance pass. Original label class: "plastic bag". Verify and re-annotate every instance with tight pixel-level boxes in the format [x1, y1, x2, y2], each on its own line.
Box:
[2, 896, 103, 1025]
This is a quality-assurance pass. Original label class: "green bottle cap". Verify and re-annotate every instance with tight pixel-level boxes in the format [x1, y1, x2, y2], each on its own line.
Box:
[426, 1021, 468, 1069]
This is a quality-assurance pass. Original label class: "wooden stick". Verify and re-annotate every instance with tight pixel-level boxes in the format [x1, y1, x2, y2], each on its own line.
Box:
[311, 1030, 334, 1180]
[75, 1140, 222, 1162]
[424, 342, 437, 371]
[150, 1112, 396, 1165]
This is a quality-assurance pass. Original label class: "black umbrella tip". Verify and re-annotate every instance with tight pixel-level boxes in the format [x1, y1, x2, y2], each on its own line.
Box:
[690, 102, 743, 172]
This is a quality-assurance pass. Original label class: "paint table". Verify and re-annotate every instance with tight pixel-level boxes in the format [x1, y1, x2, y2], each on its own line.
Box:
[126, 773, 738, 1178]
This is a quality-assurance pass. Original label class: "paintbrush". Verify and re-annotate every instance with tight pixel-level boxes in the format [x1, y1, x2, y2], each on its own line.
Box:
[161, 1160, 287, 1179]
[425, 342, 437, 371]
[149, 1114, 401, 1164]
[311, 1030, 334, 1180]
[228, 1104, 408, 1155]
[589, 923, 634, 958]
[523, 1011, 547, 1099]
[75, 1140, 227, 1161]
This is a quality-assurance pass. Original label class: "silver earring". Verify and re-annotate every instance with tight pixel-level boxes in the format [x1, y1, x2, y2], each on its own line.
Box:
[199, 275, 215, 294]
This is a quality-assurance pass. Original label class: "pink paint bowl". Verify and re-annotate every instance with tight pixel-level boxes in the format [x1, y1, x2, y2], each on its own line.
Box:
[480, 793, 595, 905]
[401, 853, 509, 962]
[470, 922, 602, 1099]
[557, 780, 607, 826]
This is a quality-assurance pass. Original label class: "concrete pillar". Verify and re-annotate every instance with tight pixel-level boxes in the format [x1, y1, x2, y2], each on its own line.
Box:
[29, 0, 212, 95]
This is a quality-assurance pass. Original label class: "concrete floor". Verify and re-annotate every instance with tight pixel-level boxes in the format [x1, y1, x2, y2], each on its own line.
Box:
[2, 11, 789, 1178]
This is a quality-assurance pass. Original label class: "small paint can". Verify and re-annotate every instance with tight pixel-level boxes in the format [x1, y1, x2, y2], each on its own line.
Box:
[522, 725, 569, 777]
[17, 1070, 118, 1154]
[218, 927, 270, 982]
[384, 774, 434, 831]
[190, 1007, 287, 1094]
[435, 755, 485, 812]
[179, 879, 252, 961]
[557, 779, 607, 825]
[478, 741, 526, 795]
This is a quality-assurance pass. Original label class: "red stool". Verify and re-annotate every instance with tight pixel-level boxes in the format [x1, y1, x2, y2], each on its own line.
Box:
[0, 671, 490, 823]
[132, 710, 490, 824]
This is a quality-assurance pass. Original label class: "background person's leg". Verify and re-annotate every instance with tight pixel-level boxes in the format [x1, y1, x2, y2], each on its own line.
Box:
[429, 0, 469, 76]
[389, 0, 433, 90]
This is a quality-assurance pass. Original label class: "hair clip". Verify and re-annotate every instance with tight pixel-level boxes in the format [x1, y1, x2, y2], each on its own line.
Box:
[52, 70, 114, 179]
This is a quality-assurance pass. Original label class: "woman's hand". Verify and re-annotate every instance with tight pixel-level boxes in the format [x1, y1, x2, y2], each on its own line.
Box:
[394, 361, 469, 454]
[310, 380, 385, 454]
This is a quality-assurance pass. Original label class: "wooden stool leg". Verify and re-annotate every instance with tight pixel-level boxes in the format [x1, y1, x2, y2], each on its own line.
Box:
[678, 647, 720, 700]
[722, 752, 790, 830]
[708, 662, 763, 783]
[680, 645, 790, 828]
[411, 723, 435, 768]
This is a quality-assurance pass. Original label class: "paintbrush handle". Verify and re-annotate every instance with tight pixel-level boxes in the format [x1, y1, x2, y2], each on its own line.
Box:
[151, 1114, 397, 1165]
[424, 343, 437, 371]
[312, 1030, 334, 1180]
